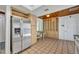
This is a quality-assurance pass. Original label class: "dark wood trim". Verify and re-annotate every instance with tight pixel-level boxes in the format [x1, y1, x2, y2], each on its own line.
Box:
[10, 16, 13, 54]
[0, 11, 5, 14]
[39, 5, 79, 19]
[12, 9, 30, 18]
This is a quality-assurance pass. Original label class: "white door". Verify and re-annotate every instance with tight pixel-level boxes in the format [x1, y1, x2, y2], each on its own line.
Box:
[59, 16, 74, 41]
[65, 16, 74, 40]
[59, 16, 66, 40]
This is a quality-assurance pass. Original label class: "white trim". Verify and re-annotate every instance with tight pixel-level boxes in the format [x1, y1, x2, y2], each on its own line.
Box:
[5, 5, 11, 54]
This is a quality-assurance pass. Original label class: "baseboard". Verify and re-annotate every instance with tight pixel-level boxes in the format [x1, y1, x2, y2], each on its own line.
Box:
[44, 37, 59, 40]
[59, 39, 74, 42]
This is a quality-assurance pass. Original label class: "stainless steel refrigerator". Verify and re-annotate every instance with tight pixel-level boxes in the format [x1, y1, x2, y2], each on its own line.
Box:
[10, 16, 31, 54]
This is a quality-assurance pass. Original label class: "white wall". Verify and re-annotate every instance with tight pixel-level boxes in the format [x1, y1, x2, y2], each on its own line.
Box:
[72, 14, 79, 35]
[5, 5, 11, 54]
[59, 14, 78, 41]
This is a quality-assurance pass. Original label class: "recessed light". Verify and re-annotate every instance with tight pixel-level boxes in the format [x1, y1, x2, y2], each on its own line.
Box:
[46, 14, 50, 17]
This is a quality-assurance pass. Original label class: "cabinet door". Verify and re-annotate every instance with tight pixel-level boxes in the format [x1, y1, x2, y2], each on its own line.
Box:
[59, 16, 74, 40]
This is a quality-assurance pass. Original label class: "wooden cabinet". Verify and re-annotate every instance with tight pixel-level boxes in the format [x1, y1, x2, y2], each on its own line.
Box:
[43, 17, 59, 39]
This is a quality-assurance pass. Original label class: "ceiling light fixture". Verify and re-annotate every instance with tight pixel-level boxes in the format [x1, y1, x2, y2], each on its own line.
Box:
[46, 14, 50, 17]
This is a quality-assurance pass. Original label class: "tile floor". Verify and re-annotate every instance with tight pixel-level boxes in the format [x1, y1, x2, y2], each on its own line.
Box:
[21, 38, 75, 54]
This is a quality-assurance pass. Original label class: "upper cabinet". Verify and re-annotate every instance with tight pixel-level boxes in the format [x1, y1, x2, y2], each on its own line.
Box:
[44, 17, 59, 32]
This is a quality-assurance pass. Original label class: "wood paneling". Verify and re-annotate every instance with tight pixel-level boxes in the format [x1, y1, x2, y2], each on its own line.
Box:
[29, 15, 37, 45]
[44, 17, 59, 39]
[40, 5, 79, 19]
[12, 9, 29, 18]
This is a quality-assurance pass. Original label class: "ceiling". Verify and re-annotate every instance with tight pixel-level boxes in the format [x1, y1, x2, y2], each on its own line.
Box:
[11, 5, 76, 17]
[12, 5, 31, 14]
[40, 5, 79, 19]
[32, 5, 75, 17]
[23, 5, 42, 11]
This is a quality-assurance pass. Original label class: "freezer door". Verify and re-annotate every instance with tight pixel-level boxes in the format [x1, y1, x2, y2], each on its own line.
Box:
[11, 16, 22, 53]
[21, 19, 31, 50]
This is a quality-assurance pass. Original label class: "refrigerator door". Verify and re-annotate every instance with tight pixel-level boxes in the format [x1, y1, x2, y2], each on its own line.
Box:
[21, 19, 31, 50]
[11, 16, 22, 53]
